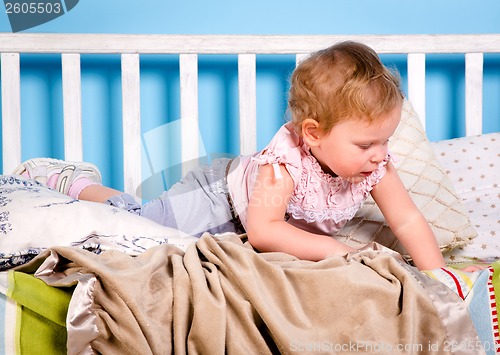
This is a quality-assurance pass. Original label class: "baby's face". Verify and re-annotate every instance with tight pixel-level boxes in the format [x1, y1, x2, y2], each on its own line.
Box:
[309, 102, 402, 183]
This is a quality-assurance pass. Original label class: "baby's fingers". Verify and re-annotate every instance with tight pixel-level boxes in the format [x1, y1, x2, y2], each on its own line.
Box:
[460, 264, 487, 273]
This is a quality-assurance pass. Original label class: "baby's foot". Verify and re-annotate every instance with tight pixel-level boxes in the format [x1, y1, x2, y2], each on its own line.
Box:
[12, 158, 102, 196]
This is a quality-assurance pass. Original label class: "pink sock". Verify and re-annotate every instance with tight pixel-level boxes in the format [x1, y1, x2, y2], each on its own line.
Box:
[68, 177, 101, 199]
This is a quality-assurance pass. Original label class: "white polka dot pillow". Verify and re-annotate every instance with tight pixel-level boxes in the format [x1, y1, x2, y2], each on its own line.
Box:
[432, 132, 500, 264]
[431, 132, 499, 195]
[337, 99, 477, 259]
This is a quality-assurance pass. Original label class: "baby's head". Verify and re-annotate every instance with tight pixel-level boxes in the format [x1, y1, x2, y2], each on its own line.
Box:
[288, 41, 403, 135]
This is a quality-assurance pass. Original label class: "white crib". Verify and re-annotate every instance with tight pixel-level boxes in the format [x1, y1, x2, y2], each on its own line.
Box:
[1, 33, 499, 198]
[1, 33, 500, 354]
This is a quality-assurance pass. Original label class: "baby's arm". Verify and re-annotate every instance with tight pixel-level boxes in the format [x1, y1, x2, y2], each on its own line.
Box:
[370, 162, 446, 270]
[246, 164, 355, 261]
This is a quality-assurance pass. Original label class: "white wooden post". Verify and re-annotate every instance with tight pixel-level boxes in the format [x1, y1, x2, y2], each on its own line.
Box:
[62, 53, 83, 161]
[465, 52, 483, 136]
[295, 53, 309, 66]
[179, 53, 199, 176]
[407, 53, 426, 129]
[238, 54, 257, 155]
[1, 53, 21, 174]
[121, 53, 142, 199]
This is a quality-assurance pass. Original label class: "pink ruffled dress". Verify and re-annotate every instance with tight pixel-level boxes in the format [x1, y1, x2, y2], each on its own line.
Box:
[226, 122, 389, 235]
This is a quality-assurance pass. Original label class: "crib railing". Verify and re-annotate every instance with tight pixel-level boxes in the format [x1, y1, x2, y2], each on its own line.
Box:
[1, 33, 500, 198]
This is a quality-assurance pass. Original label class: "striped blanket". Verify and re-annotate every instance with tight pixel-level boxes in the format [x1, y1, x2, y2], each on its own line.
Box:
[424, 265, 500, 354]
[0, 271, 69, 354]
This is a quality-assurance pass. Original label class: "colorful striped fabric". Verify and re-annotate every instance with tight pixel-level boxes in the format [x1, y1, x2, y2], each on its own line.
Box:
[425, 265, 500, 354]
[0, 271, 70, 354]
[0, 272, 16, 355]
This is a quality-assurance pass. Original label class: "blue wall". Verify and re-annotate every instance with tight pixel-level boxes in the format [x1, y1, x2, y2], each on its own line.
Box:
[1, 0, 499, 194]
[2, 0, 500, 35]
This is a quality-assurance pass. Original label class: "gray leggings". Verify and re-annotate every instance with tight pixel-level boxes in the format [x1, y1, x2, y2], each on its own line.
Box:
[105, 158, 243, 237]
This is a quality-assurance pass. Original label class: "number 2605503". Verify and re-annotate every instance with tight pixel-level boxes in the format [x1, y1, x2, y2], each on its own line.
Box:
[5, 2, 62, 14]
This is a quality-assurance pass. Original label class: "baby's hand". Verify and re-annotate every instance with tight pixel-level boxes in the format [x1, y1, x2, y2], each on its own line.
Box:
[460, 264, 487, 273]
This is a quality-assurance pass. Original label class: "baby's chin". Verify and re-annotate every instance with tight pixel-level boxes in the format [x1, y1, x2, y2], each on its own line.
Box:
[344, 174, 370, 184]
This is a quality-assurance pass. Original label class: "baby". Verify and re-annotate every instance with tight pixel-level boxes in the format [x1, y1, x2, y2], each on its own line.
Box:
[16, 41, 472, 271]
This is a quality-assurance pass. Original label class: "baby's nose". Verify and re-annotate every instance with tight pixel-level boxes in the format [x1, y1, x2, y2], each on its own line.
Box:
[370, 146, 387, 164]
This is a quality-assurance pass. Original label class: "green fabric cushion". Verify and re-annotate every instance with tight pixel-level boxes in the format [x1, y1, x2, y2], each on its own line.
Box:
[7, 271, 72, 354]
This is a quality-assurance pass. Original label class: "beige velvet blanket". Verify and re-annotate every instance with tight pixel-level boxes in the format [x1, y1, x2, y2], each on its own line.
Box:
[24, 234, 481, 354]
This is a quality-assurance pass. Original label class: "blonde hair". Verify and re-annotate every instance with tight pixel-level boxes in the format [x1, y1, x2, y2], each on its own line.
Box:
[288, 41, 403, 134]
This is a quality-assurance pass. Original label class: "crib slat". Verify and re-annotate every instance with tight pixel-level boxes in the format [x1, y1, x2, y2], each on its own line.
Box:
[179, 54, 199, 175]
[465, 53, 483, 136]
[407, 53, 426, 129]
[238, 54, 257, 155]
[1, 53, 21, 174]
[61, 53, 83, 161]
[295, 53, 309, 66]
[121, 53, 142, 199]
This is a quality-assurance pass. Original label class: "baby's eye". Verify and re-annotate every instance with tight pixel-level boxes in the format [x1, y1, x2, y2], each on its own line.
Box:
[358, 144, 371, 150]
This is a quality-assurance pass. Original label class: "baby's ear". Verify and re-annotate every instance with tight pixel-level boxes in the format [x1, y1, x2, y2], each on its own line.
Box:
[301, 119, 322, 146]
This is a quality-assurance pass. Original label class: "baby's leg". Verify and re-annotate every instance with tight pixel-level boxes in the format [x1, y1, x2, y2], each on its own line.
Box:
[78, 184, 122, 203]
[140, 158, 241, 236]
